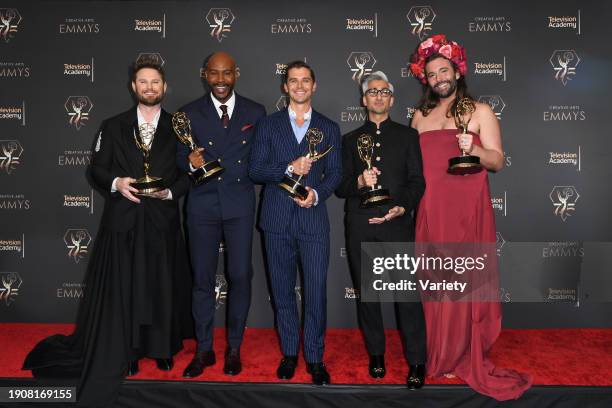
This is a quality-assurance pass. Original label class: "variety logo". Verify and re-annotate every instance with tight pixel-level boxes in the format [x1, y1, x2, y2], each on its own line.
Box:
[65, 96, 93, 130]
[0, 8, 21, 42]
[64, 228, 92, 264]
[0, 272, 22, 306]
[550, 50, 580, 86]
[347, 51, 376, 82]
[0, 140, 23, 174]
[550, 186, 579, 222]
[406, 6, 435, 40]
[206, 8, 234, 42]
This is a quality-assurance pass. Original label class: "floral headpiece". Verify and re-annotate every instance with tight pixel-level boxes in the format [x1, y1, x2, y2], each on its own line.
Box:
[409, 34, 467, 84]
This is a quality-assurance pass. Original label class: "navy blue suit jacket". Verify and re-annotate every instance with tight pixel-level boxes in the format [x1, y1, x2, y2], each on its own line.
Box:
[249, 109, 342, 235]
[177, 93, 266, 220]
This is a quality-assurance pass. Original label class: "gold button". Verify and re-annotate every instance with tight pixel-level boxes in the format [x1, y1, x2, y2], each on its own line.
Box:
[208, 141, 213, 146]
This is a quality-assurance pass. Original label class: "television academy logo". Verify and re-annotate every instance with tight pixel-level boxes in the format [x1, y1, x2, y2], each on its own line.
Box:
[0, 272, 22, 306]
[473, 58, 506, 81]
[491, 191, 507, 216]
[0, 8, 21, 42]
[0, 140, 23, 174]
[206, 8, 234, 42]
[478, 95, 505, 119]
[65, 96, 93, 130]
[0, 235, 23, 258]
[0, 102, 25, 125]
[215, 273, 227, 309]
[276, 95, 289, 111]
[0, 62, 30, 78]
[347, 51, 376, 82]
[550, 186, 579, 222]
[345, 14, 378, 37]
[136, 52, 165, 66]
[548, 11, 580, 34]
[64, 59, 94, 82]
[406, 6, 435, 40]
[64, 228, 91, 263]
[548, 147, 581, 171]
[550, 50, 580, 86]
[345, 287, 360, 299]
[406, 107, 417, 119]
[134, 15, 166, 38]
[64, 191, 93, 214]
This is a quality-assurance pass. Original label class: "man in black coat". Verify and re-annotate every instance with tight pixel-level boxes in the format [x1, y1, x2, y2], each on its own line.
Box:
[23, 57, 192, 406]
[335, 71, 427, 389]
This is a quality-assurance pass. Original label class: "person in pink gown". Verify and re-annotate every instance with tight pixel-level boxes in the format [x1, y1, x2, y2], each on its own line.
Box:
[409, 34, 532, 400]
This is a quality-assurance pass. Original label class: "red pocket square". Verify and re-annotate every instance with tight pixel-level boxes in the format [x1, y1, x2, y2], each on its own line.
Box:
[241, 124, 253, 132]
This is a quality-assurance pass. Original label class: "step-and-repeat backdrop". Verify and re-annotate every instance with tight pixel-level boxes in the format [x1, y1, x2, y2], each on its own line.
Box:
[1, 1, 611, 328]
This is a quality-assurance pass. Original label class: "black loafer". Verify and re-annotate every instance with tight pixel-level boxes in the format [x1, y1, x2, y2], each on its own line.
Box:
[156, 358, 173, 371]
[369, 355, 386, 379]
[182, 351, 216, 378]
[277, 356, 298, 380]
[407, 364, 426, 390]
[223, 348, 242, 376]
[307, 362, 330, 385]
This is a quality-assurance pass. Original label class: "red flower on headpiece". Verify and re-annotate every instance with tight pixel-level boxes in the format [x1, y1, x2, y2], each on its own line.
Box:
[409, 34, 468, 84]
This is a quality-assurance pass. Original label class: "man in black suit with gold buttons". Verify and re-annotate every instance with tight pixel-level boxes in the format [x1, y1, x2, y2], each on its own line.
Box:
[335, 71, 427, 389]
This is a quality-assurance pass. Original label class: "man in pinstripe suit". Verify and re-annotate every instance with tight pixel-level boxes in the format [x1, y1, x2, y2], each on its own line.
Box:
[249, 61, 342, 385]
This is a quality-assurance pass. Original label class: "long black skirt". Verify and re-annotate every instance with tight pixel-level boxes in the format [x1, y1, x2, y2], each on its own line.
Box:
[23, 223, 193, 407]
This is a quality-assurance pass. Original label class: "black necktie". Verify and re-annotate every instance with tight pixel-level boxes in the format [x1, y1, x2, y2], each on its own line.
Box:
[220, 104, 229, 129]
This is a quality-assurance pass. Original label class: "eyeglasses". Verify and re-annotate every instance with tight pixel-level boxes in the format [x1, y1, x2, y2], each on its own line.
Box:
[364, 88, 393, 97]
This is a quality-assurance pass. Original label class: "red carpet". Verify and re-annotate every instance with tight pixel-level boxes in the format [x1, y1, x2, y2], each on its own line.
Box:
[2, 324, 611, 386]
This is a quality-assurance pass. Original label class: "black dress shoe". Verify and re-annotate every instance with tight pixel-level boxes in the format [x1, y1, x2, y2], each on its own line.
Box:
[407, 364, 426, 390]
[126, 360, 139, 377]
[276, 356, 298, 380]
[182, 351, 216, 378]
[223, 348, 242, 376]
[369, 355, 386, 379]
[307, 362, 330, 385]
[156, 358, 173, 371]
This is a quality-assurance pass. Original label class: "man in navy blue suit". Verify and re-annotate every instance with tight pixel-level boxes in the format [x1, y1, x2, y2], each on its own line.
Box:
[249, 61, 342, 385]
[177, 52, 266, 378]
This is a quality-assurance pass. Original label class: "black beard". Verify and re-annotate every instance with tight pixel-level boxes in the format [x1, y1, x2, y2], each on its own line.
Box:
[432, 80, 457, 98]
[138, 93, 163, 106]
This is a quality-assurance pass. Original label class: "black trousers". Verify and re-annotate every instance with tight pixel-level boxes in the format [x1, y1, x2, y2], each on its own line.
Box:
[345, 214, 427, 364]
